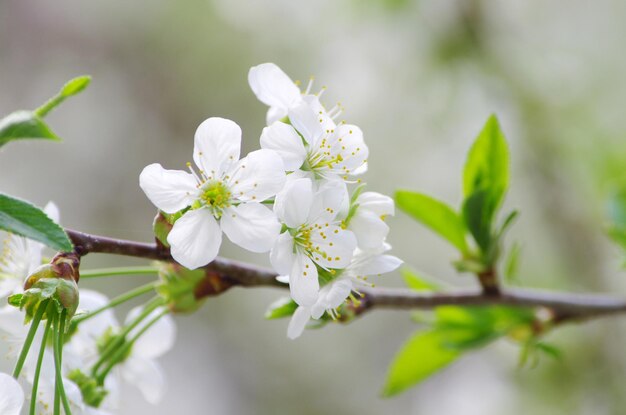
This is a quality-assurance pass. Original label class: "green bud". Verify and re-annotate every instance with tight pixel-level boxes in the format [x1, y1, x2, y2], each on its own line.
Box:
[156, 262, 208, 313]
[68, 369, 108, 408]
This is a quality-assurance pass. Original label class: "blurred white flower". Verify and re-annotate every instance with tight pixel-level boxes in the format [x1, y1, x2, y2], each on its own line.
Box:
[271, 178, 356, 306]
[261, 101, 368, 183]
[119, 305, 176, 405]
[0, 372, 23, 415]
[0, 202, 59, 299]
[140, 117, 286, 269]
[347, 191, 394, 252]
[287, 245, 402, 339]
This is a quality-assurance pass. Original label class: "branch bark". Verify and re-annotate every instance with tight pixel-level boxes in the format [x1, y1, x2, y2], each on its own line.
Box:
[66, 229, 626, 324]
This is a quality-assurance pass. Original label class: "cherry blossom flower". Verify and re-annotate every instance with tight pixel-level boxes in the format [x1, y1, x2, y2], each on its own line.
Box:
[270, 178, 357, 306]
[140, 117, 286, 269]
[248, 62, 341, 127]
[0, 202, 59, 299]
[260, 101, 368, 183]
[287, 245, 402, 339]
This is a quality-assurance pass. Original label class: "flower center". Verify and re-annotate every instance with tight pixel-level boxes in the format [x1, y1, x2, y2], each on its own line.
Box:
[196, 181, 231, 218]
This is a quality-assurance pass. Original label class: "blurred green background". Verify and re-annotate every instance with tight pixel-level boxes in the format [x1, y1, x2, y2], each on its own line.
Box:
[2, 0, 626, 413]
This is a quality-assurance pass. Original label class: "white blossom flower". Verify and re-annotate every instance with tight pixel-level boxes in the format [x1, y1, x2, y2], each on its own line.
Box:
[119, 305, 176, 405]
[0, 202, 59, 299]
[140, 117, 286, 269]
[287, 245, 402, 339]
[270, 178, 357, 306]
[0, 372, 23, 415]
[346, 191, 394, 252]
[248, 62, 341, 127]
[260, 101, 368, 183]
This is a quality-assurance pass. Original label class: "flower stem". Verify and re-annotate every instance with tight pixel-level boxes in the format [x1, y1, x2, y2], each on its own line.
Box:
[91, 296, 164, 377]
[53, 309, 72, 415]
[72, 282, 157, 325]
[13, 299, 48, 379]
[98, 307, 169, 381]
[30, 316, 53, 415]
[79, 266, 160, 279]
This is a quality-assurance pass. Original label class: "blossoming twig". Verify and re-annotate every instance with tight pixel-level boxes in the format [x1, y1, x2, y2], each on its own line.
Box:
[65, 228, 626, 324]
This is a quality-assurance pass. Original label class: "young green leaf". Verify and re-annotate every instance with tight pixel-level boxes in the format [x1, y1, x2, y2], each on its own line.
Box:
[265, 297, 298, 319]
[395, 190, 468, 253]
[463, 114, 509, 200]
[35, 75, 92, 117]
[382, 330, 460, 397]
[0, 110, 60, 147]
[606, 187, 626, 251]
[0, 194, 73, 252]
[401, 268, 440, 292]
[461, 188, 500, 252]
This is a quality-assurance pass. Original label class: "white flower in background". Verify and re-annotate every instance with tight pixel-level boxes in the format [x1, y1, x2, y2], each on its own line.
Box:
[119, 305, 176, 405]
[346, 191, 394, 252]
[0, 372, 23, 415]
[287, 244, 402, 339]
[140, 117, 286, 269]
[260, 101, 368, 182]
[248, 62, 342, 127]
[0, 202, 59, 299]
[270, 178, 357, 306]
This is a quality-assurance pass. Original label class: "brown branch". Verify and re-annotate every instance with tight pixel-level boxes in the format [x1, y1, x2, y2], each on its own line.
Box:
[66, 228, 626, 324]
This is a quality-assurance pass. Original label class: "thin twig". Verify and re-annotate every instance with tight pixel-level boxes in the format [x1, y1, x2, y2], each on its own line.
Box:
[66, 228, 626, 324]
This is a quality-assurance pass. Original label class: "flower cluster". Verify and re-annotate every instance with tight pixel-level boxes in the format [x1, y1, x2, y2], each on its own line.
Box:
[140, 63, 401, 338]
[0, 206, 175, 413]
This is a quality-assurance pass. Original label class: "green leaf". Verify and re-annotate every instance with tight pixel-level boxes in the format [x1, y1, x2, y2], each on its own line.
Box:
[382, 330, 461, 397]
[265, 297, 298, 319]
[60, 76, 91, 98]
[0, 110, 60, 147]
[462, 189, 500, 252]
[0, 193, 73, 252]
[401, 268, 440, 292]
[35, 75, 92, 117]
[504, 242, 521, 283]
[395, 191, 468, 253]
[463, 114, 509, 200]
[606, 187, 626, 251]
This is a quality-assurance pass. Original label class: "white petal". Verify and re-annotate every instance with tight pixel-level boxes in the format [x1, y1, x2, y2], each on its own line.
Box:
[276, 275, 290, 284]
[75, 289, 118, 338]
[121, 356, 165, 405]
[307, 180, 348, 223]
[43, 201, 60, 223]
[288, 101, 324, 146]
[193, 117, 241, 178]
[139, 163, 198, 214]
[248, 63, 301, 110]
[260, 122, 306, 171]
[357, 191, 395, 217]
[287, 306, 311, 340]
[270, 232, 296, 275]
[329, 124, 368, 174]
[126, 307, 176, 359]
[309, 226, 356, 270]
[167, 209, 222, 269]
[350, 210, 389, 251]
[352, 254, 403, 276]
[266, 106, 288, 125]
[273, 178, 313, 228]
[289, 254, 319, 306]
[229, 149, 286, 202]
[302, 95, 336, 131]
[310, 278, 352, 319]
[0, 373, 23, 415]
[221, 204, 281, 253]
[0, 279, 21, 299]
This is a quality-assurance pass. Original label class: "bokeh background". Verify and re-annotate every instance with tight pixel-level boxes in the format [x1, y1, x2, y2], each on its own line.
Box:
[2, 0, 626, 413]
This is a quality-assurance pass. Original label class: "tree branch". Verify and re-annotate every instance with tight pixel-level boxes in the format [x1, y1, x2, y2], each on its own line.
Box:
[66, 229, 626, 324]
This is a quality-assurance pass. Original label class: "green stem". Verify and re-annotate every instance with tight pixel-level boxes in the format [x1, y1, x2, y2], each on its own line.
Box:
[29, 317, 53, 415]
[79, 266, 159, 279]
[34, 95, 65, 118]
[72, 282, 157, 325]
[13, 300, 48, 378]
[53, 309, 72, 415]
[98, 307, 169, 381]
[91, 297, 164, 377]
